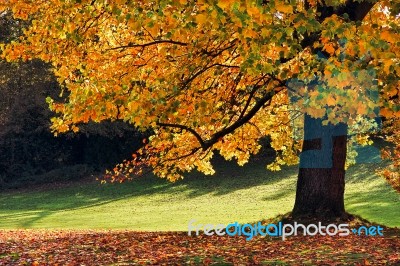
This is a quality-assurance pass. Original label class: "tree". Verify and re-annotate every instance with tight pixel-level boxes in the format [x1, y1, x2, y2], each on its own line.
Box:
[1, 0, 399, 217]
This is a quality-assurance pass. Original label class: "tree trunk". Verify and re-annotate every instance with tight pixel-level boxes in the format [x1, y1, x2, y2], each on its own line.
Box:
[292, 114, 348, 218]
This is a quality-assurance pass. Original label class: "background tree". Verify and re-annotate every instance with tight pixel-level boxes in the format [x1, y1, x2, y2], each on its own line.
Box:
[1, 0, 399, 217]
[0, 12, 145, 188]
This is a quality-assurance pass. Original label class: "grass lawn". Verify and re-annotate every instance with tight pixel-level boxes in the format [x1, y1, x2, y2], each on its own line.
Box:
[0, 149, 399, 230]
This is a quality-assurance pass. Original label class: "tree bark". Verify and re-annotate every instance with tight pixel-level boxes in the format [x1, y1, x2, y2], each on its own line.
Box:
[292, 114, 348, 218]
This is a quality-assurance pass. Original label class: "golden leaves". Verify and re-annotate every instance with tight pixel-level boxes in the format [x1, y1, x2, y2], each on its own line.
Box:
[275, 2, 294, 14]
[307, 107, 326, 119]
[246, 4, 261, 17]
[381, 30, 396, 44]
[217, 0, 236, 10]
[2, 0, 400, 181]
[326, 95, 336, 106]
[195, 13, 208, 25]
[267, 162, 281, 171]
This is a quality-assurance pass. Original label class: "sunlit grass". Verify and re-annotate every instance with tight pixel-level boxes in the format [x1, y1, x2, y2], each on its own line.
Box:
[0, 153, 398, 230]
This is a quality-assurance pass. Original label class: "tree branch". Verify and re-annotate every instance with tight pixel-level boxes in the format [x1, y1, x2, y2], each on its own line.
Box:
[157, 77, 285, 151]
[107, 40, 188, 50]
[203, 80, 286, 150]
[156, 122, 207, 149]
[237, 74, 269, 121]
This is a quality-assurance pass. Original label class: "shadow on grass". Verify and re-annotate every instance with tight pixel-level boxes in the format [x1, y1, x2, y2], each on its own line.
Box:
[345, 184, 400, 227]
[176, 155, 298, 198]
[345, 161, 400, 227]
[0, 150, 398, 228]
[0, 154, 295, 227]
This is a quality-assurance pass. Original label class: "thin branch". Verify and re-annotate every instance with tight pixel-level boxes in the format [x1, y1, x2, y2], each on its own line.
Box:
[248, 121, 263, 135]
[158, 146, 201, 163]
[107, 40, 188, 51]
[142, 26, 156, 41]
[171, 147, 201, 161]
[156, 122, 207, 149]
[238, 74, 269, 121]
[180, 62, 239, 91]
[203, 81, 286, 150]
[214, 63, 240, 68]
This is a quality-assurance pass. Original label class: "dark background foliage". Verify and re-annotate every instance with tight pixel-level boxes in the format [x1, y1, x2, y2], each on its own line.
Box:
[0, 13, 144, 189]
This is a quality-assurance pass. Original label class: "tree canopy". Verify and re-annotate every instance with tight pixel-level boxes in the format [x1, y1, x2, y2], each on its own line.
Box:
[1, 0, 399, 184]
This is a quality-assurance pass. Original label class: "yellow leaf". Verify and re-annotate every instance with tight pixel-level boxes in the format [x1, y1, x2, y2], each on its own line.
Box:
[243, 28, 257, 38]
[382, 59, 394, 75]
[308, 107, 326, 118]
[218, 0, 236, 9]
[324, 68, 332, 76]
[326, 95, 336, 106]
[195, 13, 207, 25]
[275, 3, 293, 14]
[246, 5, 260, 17]
[381, 30, 396, 43]
[71, 125, 80, 133]
[388, 87, 398, 98]
[267, 162, 281, 171]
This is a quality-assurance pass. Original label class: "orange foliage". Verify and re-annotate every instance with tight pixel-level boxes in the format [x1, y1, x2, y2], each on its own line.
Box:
[0, 0, 399, 185]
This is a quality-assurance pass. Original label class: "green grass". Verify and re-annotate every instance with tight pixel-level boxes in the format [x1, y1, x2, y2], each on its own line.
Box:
[0, 153, 399, 230]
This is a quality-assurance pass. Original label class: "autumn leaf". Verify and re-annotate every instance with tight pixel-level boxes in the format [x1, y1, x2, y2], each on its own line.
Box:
[217, 0, 236, 10]
[0, 0, 399, 186]
[275, 2, 294, 14]
[0, 228, 398, 265]
[326, 95, 336, 106]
